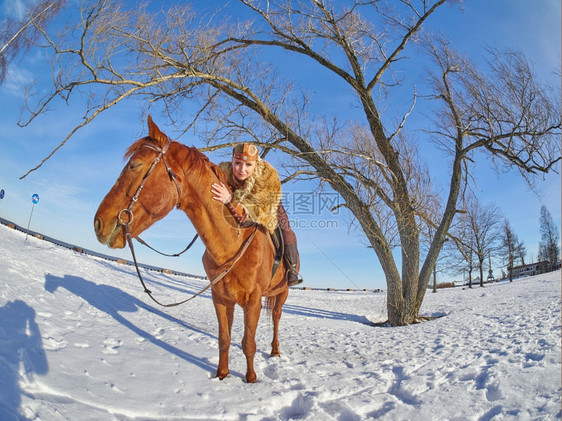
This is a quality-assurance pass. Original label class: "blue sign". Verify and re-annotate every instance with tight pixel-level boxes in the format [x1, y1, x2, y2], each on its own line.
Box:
[32, 194, 40, 204]
[0, 189, 4, 199]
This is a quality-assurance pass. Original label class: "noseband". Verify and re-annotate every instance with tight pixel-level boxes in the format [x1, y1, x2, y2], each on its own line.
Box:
[118, 137, 182, 227]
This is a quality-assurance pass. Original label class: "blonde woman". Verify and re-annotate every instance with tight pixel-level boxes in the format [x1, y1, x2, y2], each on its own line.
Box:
[211, 143, 302, 286]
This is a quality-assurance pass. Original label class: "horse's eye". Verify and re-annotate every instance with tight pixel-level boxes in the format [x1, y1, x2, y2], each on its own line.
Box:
[129, 161, 142, 171]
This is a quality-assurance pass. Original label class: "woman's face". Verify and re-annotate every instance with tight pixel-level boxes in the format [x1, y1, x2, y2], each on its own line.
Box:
[232, 158, 256, 181]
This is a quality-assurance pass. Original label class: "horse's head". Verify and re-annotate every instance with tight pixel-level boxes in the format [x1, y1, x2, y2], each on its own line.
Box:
[94, 116, 182, 248]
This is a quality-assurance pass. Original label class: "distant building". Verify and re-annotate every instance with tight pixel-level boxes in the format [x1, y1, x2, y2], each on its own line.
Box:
[509, 261, 551, 278]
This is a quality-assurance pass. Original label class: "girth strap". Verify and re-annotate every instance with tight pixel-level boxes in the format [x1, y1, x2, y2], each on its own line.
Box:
[270, 226, 284, 279]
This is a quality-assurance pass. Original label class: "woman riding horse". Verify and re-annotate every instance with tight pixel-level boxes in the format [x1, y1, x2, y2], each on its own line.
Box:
[211, 143, 302, 286]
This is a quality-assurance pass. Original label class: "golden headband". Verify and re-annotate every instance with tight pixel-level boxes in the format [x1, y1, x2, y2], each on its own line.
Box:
[232, 143, 259, 162]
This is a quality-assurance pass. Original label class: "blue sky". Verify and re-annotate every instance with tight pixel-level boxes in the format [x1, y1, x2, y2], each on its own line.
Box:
[0, 0, 560, 290]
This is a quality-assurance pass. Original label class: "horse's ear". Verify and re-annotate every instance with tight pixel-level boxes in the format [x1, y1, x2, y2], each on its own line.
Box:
[147, 115, 167, 147]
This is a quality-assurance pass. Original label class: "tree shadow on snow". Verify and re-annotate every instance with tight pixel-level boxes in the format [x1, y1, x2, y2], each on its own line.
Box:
[281, 304, 445, 327]
[44, 274, 223, 376]
[281, 303, 373, 325]
[0, 300, 48, 421]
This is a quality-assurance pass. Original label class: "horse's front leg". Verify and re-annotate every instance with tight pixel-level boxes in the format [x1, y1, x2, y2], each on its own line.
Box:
[213, 297, 235, 380]
[242, 296, 262, 383]
[270, 288, 288, 357]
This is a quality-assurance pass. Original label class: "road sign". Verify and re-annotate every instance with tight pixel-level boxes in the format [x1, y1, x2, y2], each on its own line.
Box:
[26, 194, 40, 241]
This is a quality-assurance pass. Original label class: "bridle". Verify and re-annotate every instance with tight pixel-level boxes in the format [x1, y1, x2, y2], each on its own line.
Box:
[118, 138, 198, 258]
[117, 137, 182, 230]
[117, 137, 258, 307]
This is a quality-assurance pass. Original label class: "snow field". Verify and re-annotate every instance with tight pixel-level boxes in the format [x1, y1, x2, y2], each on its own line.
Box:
[0, 223, 560, 420]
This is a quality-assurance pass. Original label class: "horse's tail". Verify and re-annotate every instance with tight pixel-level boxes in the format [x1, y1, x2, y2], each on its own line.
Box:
[263, 296, 276, 322]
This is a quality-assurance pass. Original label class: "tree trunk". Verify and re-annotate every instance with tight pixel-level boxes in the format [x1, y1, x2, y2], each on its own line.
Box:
[479, 259, 485, 287]
[432, 266, 437, 293]
[387, 276, 420, 326]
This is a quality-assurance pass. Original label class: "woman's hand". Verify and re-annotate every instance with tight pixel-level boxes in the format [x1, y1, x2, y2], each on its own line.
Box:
[211, 182, 232, 204]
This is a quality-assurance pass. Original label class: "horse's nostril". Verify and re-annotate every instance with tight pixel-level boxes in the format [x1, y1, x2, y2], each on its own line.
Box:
[94, 218, 101, 234]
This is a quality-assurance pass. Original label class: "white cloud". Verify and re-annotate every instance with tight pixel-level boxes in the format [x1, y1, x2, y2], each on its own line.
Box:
[1, 64, 35, 98]
[1, 0, 34, 20]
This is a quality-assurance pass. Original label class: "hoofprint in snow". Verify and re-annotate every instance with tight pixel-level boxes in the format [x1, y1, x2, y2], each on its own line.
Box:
[0, 224, 560, 421]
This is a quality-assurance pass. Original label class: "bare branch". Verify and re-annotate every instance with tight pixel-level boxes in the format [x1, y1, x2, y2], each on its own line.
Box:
[12, 0, 560, 326]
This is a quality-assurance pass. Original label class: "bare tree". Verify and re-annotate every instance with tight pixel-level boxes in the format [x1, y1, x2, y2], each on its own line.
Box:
[446, 196, 502, 288]
[426, 223, 444, 293]
[14, 1, 562, 325]
[500, 219, 525, 282]
[516, 242, 527, 266]
[0, 0, 66, 83]
[538, 206, 561, 270]
[418, 187, 446, 293]
[465, 198, 502, 287]
[442, 213, 477, 288]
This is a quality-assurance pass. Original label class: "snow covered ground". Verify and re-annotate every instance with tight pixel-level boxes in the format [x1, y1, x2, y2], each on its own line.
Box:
[0, 223, 560, 420]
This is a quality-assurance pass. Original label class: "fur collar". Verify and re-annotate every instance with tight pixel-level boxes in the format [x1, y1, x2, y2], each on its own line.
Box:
[219, 160, 281, 233]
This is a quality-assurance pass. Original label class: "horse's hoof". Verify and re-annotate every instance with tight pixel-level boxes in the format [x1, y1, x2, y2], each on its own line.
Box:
[270, 350, 281, 357]
[245, 373, 257, 383]
[216, 370, 229, 380]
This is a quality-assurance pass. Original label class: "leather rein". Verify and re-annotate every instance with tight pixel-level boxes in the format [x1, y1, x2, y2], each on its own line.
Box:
[117, 138, 258, 307]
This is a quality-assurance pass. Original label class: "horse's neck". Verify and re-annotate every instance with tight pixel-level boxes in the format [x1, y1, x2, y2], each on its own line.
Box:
[175, 146, 240, 263]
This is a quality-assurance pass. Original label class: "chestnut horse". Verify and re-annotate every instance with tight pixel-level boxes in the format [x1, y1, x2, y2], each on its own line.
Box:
[94, 116, 290, 383]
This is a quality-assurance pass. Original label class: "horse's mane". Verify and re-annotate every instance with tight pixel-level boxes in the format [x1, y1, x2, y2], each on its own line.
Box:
[184, 144, 229, 185]
[124, 136, 228, 185]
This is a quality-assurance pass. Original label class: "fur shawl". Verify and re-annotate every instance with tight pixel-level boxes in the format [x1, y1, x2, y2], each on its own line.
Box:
[218, 160, 281, 233]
